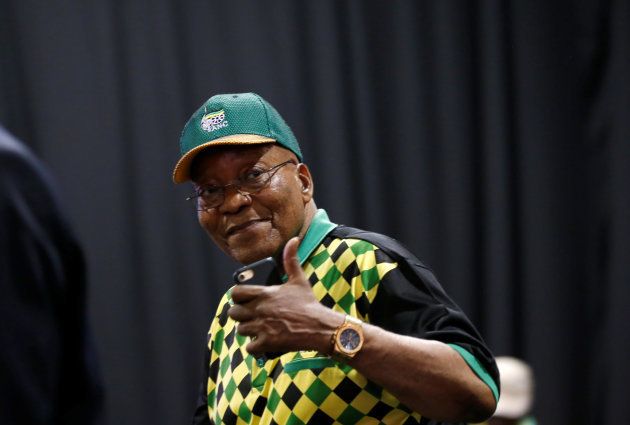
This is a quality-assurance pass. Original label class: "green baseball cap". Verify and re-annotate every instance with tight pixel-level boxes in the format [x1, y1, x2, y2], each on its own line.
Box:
[172, 92, 302, 183]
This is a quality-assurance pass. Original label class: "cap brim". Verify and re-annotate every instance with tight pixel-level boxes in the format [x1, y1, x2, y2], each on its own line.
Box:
[172, 134, 276, 183]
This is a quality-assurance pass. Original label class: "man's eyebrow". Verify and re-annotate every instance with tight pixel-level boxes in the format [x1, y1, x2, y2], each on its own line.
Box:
[191, 180, 218, 189]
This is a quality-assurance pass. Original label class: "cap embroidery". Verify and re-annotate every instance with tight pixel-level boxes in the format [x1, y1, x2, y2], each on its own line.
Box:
[200, 110, 228, 132]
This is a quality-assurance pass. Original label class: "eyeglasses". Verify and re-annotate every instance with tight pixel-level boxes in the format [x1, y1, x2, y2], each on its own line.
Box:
[187, 160, 295, 211]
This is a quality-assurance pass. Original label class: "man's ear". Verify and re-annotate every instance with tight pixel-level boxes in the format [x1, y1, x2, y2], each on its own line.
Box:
[296, 163, 314, 201]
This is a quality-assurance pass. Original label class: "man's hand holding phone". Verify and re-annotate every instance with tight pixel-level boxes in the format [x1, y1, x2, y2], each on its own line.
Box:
[233, 257, 282, 286]
[228, 237, 343, 359]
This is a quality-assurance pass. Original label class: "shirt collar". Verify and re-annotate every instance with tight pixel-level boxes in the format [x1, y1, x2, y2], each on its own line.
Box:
[297, 209, 337, 265]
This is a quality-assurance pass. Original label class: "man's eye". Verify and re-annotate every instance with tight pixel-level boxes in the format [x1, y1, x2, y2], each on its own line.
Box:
[243, 169, 264, 182]
[199, 187, 221, 196]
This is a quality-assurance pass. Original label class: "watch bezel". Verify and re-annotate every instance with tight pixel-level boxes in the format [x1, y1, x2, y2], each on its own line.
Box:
[333, 316, 364, 359]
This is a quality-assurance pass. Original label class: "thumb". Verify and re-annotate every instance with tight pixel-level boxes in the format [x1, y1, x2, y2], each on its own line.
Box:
[282, 237, 304, 281]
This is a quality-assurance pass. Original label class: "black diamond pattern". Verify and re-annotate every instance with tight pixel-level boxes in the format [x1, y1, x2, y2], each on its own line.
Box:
[341, 261, 361, 284]
[208, 359, 219, 382]
[308, 409, 336, 424]
[218, 299, 231, 319]
[251, 395, 267, 416]
[367, 400, 393, 419]
[281, 382, 303, 409]
[319, 293, 336, 308]
[332, 377, 363, 402]
[224, 328, 235, 347]
[237, 372, 251, 395]
[216, 382, 224, 400]
[330, 240, 349, 262]
[222, 407, 237, 424]
[230, 347, 243, 368]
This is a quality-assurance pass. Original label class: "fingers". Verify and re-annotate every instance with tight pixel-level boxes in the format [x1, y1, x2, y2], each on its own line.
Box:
[235, 321, 266, 358]
[235, 320, 258, 337]
[227, 304, 255, 322]
[231, 283, 265, 304]
[246, 334, 266, 357]
[229, 306, 259, 345]
[235, 320, 264, 357]
[282, 237, 303, 281]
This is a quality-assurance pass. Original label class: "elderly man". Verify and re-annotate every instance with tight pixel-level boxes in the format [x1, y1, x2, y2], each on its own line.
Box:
[173, 93, 499, 425]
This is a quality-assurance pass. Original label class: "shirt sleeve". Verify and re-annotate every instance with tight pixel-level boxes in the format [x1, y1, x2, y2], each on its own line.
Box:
[367, 246, 500, 401]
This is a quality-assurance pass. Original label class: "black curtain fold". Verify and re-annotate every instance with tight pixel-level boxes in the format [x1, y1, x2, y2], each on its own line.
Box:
[1, 1, 628, 424]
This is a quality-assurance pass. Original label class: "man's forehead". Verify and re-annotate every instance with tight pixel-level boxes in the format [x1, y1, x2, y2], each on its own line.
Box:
[190, 144, 295, 181]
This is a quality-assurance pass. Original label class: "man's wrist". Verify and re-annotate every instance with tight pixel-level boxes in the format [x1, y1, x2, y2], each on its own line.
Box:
[311, 308, 345, 355]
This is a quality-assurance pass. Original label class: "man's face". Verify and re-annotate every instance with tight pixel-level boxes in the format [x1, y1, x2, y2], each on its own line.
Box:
[191, 144, 313, 264]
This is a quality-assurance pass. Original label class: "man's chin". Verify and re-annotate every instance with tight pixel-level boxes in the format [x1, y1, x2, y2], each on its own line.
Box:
[225, 229, 282, 264]
[227, 242, 279, 265]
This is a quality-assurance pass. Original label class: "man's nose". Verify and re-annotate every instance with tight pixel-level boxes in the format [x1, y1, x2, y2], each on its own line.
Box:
[218, 185, 251, 213]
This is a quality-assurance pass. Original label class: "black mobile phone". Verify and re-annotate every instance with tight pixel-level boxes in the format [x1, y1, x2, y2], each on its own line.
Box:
[232, 257, 284, 361]
[233, 257, 282, 286]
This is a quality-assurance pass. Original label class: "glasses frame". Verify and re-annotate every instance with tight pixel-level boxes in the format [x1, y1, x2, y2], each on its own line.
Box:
[187, 160, 296, 212]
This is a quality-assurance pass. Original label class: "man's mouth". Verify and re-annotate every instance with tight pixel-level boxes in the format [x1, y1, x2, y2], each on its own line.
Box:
[225, 219, 269, 237]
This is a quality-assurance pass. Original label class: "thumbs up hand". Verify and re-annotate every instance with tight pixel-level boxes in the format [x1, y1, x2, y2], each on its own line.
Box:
[228, 237, 344, 358]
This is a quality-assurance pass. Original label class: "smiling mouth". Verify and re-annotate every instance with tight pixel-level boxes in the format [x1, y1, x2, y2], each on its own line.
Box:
[225, 219, 269, 237]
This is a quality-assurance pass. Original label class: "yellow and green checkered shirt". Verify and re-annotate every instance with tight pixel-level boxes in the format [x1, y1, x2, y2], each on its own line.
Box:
[194, 210, 499, 425]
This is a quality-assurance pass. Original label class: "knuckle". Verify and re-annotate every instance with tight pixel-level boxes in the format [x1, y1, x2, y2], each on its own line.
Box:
[231, 288, 243, 302]
[237, 320, 255, 335]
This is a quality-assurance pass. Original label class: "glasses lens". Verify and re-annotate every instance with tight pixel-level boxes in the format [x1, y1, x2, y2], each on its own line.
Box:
[244, 161, 292, 191]
[190, 187, 223, 211]
[189, 161, 293, 211]
[239, 176, 269, 193]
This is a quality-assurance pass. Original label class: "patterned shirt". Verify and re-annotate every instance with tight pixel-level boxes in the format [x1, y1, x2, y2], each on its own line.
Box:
[193, 210, 499, 425]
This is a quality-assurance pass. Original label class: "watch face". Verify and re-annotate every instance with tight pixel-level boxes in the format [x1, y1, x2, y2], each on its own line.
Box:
[339, 328, 361, 351]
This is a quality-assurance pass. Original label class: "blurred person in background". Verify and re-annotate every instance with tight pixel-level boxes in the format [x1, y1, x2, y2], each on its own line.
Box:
[0, 126, 103, 424]
[474, 356, 536, 425]
[488, 357, 536, 425]
[174, 93, 500, 425]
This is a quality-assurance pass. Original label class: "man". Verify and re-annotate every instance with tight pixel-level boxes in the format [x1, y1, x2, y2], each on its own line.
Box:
[173, 93, 499, 424]
[0, 126, 103, 424]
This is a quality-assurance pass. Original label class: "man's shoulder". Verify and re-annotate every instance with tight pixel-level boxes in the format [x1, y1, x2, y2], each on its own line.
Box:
[327, 224, 430, 269]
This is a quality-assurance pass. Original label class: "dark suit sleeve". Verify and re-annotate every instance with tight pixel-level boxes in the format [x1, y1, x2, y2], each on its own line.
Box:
[0, 129, 104, 425]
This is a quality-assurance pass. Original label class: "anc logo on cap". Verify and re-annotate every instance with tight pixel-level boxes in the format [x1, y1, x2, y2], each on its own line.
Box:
[200, 110, 228, 132]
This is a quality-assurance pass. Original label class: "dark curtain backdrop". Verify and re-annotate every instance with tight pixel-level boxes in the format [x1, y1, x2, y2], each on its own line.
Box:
[1, 1, 628, 424]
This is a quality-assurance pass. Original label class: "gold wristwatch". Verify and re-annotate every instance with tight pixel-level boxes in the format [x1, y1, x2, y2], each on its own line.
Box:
[331, 315, 364, 360]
